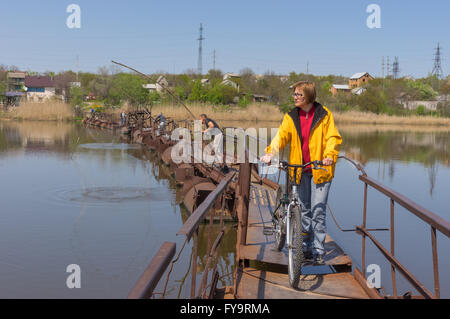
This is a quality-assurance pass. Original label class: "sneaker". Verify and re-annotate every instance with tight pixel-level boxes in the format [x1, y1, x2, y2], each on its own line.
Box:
[221, 165, 230, 174]
[313, 254, 325, 265]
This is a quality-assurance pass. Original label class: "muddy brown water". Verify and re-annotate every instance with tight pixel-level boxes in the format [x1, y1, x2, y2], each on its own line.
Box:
[0, 120, 449, 298]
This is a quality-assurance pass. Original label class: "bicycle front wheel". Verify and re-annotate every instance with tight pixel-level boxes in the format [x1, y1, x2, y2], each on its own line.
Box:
[274, 185, 286, 251]
[288, 205, 304, 288]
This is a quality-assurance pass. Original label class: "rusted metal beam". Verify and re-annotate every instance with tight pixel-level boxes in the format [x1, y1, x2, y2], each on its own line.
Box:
[353, 267, 383, 299]
[198, 229, 225, 298]
[177, 172, 235, 241]
[431, 226, 440, 298]
[262, 177, 278, 190]
[208, 269, 220, 299]
[359, 175, 450, 237]
[238, 162, 252, 246]
[356, 226, 435, 299]
[128, 242, 176, 299]
[191, 230, 198, 299]
[390, 199, 397, 298]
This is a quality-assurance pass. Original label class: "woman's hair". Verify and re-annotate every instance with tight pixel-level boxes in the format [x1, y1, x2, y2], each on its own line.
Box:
[291, 81, 316, 104]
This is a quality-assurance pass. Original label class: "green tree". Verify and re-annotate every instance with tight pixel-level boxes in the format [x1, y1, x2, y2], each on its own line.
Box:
[406, 80, 438, 100]
[357, 87, 387, 114]
[415, 105, 426, 116]
[188, 80, 208, 102]
[207, 84, 238, 105]
[107, 73, 148, 106]
[69, 86, 84, 107]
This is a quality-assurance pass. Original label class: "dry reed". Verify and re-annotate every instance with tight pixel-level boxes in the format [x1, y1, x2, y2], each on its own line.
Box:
[2, 102, 74, 121]
[334, 110, 450, 127]
[147, 103, 450, 127]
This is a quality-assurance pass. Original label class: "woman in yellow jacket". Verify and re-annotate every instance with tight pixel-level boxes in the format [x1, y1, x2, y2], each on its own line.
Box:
[261, 81, 342, 264]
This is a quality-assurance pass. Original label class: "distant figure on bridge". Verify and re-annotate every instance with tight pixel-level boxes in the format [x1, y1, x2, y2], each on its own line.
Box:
[200, 114, 229, 174]
[120, 112, 126, 126]
[261, 81, 342, 264]
[155, 113, 167, 138]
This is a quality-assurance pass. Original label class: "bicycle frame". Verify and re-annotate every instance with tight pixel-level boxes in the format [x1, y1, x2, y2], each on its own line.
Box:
[272, 161, 327, 248]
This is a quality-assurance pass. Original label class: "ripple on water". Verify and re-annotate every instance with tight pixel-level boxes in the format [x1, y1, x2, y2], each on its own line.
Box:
[48, 186, 170, 206]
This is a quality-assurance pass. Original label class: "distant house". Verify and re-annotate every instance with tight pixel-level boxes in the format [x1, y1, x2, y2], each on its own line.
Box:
[252, 94, 269, 102]
[400, 100, 439, 111]
[349, 72, 373, 89]
[351, 87, 366, 95]
[5, 72, 27, 105]
[7, 72, 27, 92]
[221, 79, 239, 90]
[142, 84, 158, 93]
[223, 72, 240, 81]
[280, 76, 289, 83]
[330, 84, 350, 95]
[331, 72, 373, 96]
[69, 82, 81, 88]
[143, 75, 169, 93]
[222, 73, 241, 91]
[201, 78, 210, 85]
[24, 76, 56, 102]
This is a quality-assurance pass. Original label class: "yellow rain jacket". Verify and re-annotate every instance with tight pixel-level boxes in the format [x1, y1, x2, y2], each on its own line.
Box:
[265, 102, 342, 185]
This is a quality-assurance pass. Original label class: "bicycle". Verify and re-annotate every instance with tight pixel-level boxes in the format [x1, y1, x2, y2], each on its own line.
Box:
[265, 160, 328, 288]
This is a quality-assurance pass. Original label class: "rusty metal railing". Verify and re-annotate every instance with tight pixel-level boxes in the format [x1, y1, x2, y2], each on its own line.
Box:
[128, 242, 176, 299]
[339, 156, 450, 299]
[128, 171, 237, 299]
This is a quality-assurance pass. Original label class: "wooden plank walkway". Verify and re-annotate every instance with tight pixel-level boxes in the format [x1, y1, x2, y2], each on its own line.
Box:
[234, 182, 370, 299]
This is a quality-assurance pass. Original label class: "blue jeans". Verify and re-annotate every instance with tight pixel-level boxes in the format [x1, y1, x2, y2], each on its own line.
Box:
[297, 171, 331, 256]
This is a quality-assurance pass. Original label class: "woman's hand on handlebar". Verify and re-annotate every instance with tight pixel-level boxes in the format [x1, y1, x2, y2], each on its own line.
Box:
[322, 157, 333, 166]
[260, 154, 272, 164]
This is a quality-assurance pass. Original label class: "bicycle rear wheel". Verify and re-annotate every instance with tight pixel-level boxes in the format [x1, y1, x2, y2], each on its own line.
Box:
[288, 206, 304, 288]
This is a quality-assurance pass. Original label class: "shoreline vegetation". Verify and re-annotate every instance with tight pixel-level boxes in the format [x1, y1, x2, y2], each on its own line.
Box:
[0, 101, 74, 121]
[1, 102, 450, 128]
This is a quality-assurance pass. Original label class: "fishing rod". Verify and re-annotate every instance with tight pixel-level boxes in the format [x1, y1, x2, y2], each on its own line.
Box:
[111, 60, 196, 120]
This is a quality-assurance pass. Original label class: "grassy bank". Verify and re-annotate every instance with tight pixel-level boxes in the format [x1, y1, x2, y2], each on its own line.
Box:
[146, 103, 284, 122]
[2, 101, 450, 127]
[146, 103, 450, 127]
[0, 102, 75, 121]
[334, 110, 450, 126]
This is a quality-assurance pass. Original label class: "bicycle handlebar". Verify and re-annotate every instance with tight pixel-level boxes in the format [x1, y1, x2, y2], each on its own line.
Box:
[279, 160, 328, 173]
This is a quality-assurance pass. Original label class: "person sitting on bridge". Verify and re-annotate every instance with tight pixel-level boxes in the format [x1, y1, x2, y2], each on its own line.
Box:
[155, 113, 167, 138]
[200, 114, 229, 174]
[120, 111, 126, 126]
[261, 81, 342, 265]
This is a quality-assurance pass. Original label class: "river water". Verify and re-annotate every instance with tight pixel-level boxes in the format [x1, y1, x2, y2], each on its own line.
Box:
[0, 120, 448, 298]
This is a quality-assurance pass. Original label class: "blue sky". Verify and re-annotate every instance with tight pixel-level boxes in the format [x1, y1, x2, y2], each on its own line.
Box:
[0, 0, 448, 78]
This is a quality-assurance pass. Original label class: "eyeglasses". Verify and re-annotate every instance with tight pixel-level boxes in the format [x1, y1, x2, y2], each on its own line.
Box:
[293, 93, 304, 98]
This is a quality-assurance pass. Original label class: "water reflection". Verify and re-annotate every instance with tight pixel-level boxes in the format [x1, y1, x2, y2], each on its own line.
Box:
[339, 125, 450, 196]
[0, 120, 236, 298]
[1, 120, 448, 298]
